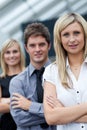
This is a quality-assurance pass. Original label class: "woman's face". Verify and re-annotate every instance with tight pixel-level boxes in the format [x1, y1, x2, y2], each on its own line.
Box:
[60, 22, 85, 56]
[4, 43, 21, 67]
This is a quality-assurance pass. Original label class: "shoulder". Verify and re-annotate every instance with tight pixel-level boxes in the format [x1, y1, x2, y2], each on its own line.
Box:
[43, 62, 58, 85]
[10, 67, 29, 84]
[43, 62, 57, 79]
[9, 67, 29, 93]
[45, 62, 57, 72]
[0, 74, 6, 84]
[9, 67, 29, 91]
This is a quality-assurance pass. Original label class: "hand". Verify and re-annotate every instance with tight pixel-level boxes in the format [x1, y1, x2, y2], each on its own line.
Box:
[1, 98, 10, 104]
[11, 93, 32, 110]
[46, 96, 64, 108]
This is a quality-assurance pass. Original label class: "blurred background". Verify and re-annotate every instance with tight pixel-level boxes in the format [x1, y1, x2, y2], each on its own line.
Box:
[0, 0, 87, 64]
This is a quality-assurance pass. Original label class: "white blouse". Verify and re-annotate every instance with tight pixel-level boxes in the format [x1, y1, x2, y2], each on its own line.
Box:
[43, 59, 87, 130]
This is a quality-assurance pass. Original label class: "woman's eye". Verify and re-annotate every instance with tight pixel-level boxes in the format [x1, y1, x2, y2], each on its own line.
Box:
[74, 31, 80, 35]
[63, 33, 69, 37]
[13, 50, 18, 53]
[5, 51, 10, 54]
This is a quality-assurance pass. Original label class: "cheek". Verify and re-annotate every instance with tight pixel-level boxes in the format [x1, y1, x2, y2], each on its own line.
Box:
[81, 37, 85, 44]
[77, 36, 85, 47]
[26, 47, 32, 54]
[43, 45, 50, 51]
[4, 56, 9, 64]
[3, 54, 9, 60]
[15, 55, 21, 64]
[16, 53, 21, 59]
[61, 37, 68, 44]
[61, 40, 68, 52]
[61, 39, 67, 48]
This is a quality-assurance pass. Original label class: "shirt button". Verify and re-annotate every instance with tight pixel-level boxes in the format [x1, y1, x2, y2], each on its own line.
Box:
[81, 125, 84, 128]
[77, 91, 79, 93]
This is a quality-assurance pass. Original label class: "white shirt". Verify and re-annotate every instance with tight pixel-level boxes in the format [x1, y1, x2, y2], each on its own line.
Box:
[43, 58, 87, 130]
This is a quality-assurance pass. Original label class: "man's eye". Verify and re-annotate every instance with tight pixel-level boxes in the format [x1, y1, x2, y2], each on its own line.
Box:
[40, 43, 46, 47]
[29, 44, 35, 48]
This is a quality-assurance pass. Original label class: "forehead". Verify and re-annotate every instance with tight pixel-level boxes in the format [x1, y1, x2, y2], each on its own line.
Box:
[5, 43, 19, 51]
[27, 35, 47, 44]
[62, 22, 83, 32]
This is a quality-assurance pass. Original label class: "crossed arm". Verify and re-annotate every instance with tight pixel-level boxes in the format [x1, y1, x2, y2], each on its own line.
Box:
[0, 87, 10, 113]
[10, 92, 46, 127]
[11, 93, 32, 111]
[43, 81, 87, 125]
[9, 79, 47, 127]
[10, 79, 87, 127]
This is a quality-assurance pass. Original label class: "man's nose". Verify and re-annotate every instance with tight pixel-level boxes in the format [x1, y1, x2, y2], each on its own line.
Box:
[35, 45, 40, 51]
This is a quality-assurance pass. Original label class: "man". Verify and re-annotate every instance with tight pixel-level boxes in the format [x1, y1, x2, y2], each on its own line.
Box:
[9, 22, 56, 130]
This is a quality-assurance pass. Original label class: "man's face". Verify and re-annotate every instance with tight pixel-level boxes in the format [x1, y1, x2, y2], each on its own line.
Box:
[25, 35, 50, 67]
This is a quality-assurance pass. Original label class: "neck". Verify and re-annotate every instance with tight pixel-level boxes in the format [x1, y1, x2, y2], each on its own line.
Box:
[68, 52, 84, 67]
[31, 58, 48, 70]
[7, 65, 22, 75]
[70, 61, 83, 68]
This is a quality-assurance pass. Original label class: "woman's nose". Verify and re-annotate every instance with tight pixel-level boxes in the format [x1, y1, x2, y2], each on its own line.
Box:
[69, 35, 75, 42]
[10, 52, 14, 57]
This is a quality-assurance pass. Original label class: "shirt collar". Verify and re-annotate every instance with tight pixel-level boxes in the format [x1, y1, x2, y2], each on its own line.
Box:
[66, 57, 70, 69]
[29, 59, 51, 76]
[84, 57, 87, 63]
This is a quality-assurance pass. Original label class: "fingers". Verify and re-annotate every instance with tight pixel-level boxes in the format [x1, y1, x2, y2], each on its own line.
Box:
[46, 96, 56, 108]
[12, 96, 19, 101]
[12, 93, 22, 98]
[11, 93, 24, 104]
[46, 96, 63, 108]
[11, 93, 30, 110]
[11, 101, 19, 109]
[11, 93, 23, 109]
[11, 97, 19, 109]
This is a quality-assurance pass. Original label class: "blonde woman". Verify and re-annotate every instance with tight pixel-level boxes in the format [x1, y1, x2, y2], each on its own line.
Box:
[0, 39, 25, 130]
[43, 13, 87, 130]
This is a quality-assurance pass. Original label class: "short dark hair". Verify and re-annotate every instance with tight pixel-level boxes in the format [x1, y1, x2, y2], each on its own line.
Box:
[24, 22, 50, 45]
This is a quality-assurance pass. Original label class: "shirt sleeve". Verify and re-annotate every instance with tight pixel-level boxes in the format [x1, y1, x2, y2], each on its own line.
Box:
[29, 102, 44, 117]
[9, 77, 46, 127]
[43, 64, 56, 86]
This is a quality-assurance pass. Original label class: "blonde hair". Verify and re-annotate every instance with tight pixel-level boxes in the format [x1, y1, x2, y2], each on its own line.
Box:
[1, 39, 25, 77]
[54, 13, 87, 88]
